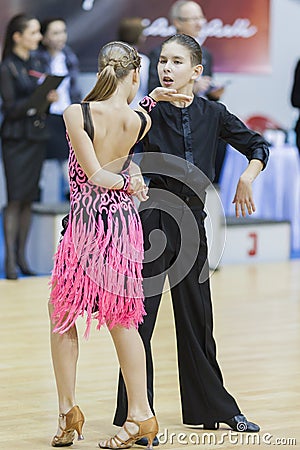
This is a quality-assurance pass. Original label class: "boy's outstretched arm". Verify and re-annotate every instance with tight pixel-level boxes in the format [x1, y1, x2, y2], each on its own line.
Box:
[233, 159, 264, 218]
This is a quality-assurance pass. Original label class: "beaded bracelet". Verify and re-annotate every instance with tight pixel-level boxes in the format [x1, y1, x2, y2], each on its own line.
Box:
[120, 172, 131, 192]
[139, 95, 157, 113]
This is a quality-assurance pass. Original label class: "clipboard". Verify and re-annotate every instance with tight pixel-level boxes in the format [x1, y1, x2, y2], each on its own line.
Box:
[26, 74, 65, 115]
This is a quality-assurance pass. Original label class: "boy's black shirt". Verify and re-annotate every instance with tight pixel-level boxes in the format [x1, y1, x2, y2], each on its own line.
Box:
[142, 96, 269, 197]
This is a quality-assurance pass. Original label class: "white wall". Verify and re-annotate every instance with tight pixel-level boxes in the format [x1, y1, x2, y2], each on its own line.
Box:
[214, 0, 300, 129]
[78, 0, 300, 131]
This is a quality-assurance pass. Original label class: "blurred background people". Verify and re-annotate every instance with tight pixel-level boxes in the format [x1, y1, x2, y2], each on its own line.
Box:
[0, 13, 58, 280]
[291, 58, 300, 155]
[117, 17, 150, 110]
[35, 17, 81, 199]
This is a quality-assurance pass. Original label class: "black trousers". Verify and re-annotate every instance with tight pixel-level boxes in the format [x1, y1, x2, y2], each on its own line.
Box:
[113, 199, 240, 426]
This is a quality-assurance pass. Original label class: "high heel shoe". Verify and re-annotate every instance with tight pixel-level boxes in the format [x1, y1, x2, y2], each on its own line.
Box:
[51, 405, 85, 447]
[98, 416, 158, 449]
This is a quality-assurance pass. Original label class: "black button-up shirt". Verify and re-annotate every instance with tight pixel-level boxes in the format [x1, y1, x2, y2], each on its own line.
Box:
[141, 96, 269, 198]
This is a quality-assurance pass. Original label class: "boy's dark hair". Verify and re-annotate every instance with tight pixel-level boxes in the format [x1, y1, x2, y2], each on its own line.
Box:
[162, 33, 202, 66]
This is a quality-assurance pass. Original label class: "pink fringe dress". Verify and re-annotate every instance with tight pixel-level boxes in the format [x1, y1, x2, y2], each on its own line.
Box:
[50, 104, 146, 338]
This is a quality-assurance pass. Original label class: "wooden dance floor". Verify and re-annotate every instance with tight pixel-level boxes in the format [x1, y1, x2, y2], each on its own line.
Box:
[0, 261, 299, 449]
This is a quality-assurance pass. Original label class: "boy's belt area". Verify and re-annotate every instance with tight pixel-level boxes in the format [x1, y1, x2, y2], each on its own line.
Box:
[176, 194, 204, 207]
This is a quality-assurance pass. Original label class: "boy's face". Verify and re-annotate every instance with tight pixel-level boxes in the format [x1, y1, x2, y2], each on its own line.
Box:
[158, 42, 202, 92]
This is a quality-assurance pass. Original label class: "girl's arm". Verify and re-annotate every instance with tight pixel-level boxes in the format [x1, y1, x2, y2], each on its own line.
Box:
[63, 104, 124, 189]
[128, 160, 148, 202]
[137, 88, 193, 114]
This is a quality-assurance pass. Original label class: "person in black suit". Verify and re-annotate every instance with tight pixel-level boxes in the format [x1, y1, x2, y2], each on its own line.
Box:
[291, 59, 300, 155]
[114, 33, 267, 446]
[0, 14, 58, 279]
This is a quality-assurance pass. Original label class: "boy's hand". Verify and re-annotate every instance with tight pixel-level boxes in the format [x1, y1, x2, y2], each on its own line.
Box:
[233, 176, 256, 218]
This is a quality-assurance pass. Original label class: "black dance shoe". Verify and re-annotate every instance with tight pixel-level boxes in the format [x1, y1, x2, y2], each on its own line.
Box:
[204, 414, 260, 432]
[135, 435, 159, 446]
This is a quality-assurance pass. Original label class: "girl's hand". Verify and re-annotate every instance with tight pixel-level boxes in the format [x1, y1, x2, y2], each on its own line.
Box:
[149, 87, 193, 104]
[232, 175, 256, 218]
[128, 174, 149, 202]
[134, 185, 149, 202]
[128, 161, 142, 178]
[127, 162, 149, 201]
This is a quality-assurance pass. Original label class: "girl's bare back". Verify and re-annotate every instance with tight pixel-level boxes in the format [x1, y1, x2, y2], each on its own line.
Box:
[74, 102, 143, 170]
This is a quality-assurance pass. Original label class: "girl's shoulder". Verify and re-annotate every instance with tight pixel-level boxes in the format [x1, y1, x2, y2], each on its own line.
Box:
[64, 102, 82, 114]
[63, 103, 82, 124]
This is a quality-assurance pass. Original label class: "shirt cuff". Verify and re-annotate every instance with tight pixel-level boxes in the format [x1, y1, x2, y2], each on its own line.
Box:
[250, 145, 269, 170]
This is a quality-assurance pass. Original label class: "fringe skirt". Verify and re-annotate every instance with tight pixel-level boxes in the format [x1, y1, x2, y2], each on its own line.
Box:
[50, 190, 145, 338]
